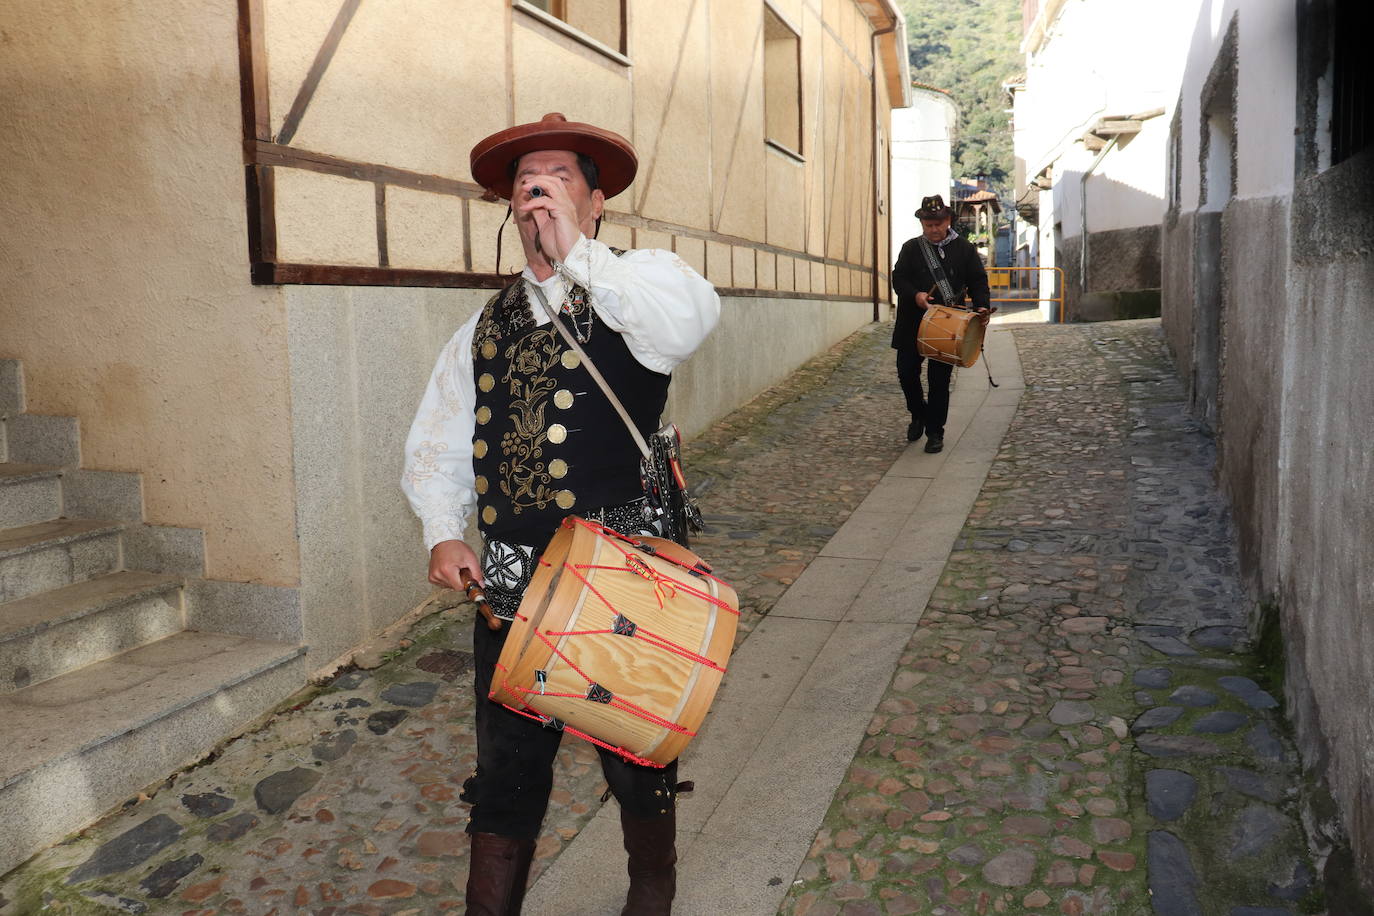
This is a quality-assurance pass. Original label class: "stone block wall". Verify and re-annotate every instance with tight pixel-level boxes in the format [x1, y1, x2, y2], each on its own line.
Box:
[1061, 224, 1163, 320]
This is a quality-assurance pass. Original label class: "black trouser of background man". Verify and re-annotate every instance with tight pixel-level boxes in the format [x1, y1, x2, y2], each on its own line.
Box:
[469, 613, 681, 837]
[895, 345, 953, 440]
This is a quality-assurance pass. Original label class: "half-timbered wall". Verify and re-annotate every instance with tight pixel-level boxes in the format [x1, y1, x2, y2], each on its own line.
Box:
[242, 0, 898, 302]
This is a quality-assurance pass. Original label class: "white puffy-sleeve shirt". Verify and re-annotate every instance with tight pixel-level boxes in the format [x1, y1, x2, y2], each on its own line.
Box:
[401, 235, 720, 550]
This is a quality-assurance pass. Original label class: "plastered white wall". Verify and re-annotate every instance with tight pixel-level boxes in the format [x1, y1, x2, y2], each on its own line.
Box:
[891, 88, 958, 264]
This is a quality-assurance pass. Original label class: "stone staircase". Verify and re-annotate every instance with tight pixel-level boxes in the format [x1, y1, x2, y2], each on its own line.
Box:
[0, 359, 306, 876]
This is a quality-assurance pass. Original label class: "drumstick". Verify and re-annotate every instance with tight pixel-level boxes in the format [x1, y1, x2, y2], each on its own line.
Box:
[460, 571, 503, 631]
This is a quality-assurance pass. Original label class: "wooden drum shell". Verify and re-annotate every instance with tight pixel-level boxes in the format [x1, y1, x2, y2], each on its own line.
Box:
[490, 519, 739, 766]
[917, 305, 985, 368]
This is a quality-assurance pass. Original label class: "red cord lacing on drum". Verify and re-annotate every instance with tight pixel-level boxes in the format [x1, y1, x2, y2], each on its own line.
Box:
[492, 661, 664, 768]
[506, 623, 698, 735]
[489, 517, 737, 765]
[569, 518, 739, 617]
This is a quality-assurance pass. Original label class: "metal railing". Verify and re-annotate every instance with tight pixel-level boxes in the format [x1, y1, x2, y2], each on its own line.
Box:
[986, 266, 1065, 323]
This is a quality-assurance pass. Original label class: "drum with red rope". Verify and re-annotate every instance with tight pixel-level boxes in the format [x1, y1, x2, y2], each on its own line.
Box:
[489, 517, 739, 766]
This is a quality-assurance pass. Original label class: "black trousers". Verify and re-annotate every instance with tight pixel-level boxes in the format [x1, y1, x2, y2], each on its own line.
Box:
[895, 346, 953, 437]
[468, 613, 679, 838]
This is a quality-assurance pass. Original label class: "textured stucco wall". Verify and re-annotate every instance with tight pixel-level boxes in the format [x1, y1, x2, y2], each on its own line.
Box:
[0, 0, 299, 586]
[1086, 118, 1171, 234]
[891, 90, 958, 266]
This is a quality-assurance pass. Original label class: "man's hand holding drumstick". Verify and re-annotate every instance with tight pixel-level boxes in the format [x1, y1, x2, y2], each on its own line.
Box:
[429, 540, 501, 630]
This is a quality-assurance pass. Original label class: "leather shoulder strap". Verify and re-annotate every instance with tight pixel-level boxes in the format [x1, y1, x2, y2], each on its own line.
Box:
[526, 281, 652, 461]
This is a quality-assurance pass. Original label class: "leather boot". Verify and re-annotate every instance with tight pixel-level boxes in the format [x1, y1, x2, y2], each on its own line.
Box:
[465, 832, 536, 915]
[620, 810, 677, 915]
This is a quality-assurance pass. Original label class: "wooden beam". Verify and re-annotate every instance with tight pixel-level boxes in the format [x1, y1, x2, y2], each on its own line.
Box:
[277, 0, 363, 145]
[236, 0, 272, 145]
[1093, 119, 1144, 136]
[375, 183, 389, 268]
[261, 263, 508, 288]
[252, 141, 488, 199]
[245, 164, 277, 263]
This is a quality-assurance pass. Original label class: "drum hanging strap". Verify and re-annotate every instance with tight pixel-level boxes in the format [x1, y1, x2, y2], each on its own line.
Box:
[918, 237, 960, 307]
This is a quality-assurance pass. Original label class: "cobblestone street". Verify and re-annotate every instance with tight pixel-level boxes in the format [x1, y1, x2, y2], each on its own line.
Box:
[0, 318, 1319, 915]
[782, 322, 1317, 916]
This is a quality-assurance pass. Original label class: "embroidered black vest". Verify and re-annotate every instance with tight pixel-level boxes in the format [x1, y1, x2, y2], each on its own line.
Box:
[471, 278, 670, 547]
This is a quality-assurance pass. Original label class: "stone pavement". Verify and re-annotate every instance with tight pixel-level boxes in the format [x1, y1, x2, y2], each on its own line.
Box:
[780, 321, 1319, 916]
[0, 317, 1322, 915]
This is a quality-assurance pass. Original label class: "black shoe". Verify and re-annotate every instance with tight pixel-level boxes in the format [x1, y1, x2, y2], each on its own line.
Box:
[906, 421, 923, 442]
[923, 435, 944, 454]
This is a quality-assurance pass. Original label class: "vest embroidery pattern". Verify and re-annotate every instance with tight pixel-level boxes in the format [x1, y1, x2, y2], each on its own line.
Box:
[471, 280, 595, 517]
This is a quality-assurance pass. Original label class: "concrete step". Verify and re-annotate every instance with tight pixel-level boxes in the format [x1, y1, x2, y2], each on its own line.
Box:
[0, 463, 63, 529]
[1, 414, 79, 467]
[0, 571, 184, 694]
[0, 630, 306, 875]
[0, 519, 124, 605]
[61, 468, 144, 522]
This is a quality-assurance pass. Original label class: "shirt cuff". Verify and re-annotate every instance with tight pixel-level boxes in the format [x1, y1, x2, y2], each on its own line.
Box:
[556, 234, 601, 289]
[422, 513, 471, 552]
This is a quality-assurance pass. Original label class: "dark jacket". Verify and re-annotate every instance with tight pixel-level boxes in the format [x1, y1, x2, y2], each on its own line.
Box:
[891, 233, 991, 350]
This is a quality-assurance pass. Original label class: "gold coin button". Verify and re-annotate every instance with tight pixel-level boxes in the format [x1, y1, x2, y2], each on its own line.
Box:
[476, 406, 492, 425]
[475, 475, 489, 495]
[555, 490, 576, 509]
[548, 459, 568, 479]
[480, 339, 497, 359]
[482, 506, 497, 525]
[547, 424, 568, 444]
[473, 439, 488, 459]
[561, 351, 581, 370]
[554, 389, 574, 410]
[478, 373, 495, 392]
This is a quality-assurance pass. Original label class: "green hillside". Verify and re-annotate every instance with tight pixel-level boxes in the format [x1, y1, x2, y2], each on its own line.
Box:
[899, 0, 1022, 193]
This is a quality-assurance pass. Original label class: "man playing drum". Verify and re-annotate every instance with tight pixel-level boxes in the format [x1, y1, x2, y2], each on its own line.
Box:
[891, 194, 993, 453]
[401, 113, 720, 915]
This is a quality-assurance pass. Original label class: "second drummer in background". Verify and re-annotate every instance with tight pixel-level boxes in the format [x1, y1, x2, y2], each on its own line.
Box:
[401, 113, 720, 914]
[890, 194, 993, 454]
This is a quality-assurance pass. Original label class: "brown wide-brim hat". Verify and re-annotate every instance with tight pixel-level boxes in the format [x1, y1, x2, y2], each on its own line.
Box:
[915, 194, 955, 220]
[470, 112, 638, 201]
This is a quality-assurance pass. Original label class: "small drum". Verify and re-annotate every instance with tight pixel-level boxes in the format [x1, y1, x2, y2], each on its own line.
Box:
[917, 305, 986, 368]
[490, 517, 739, 766]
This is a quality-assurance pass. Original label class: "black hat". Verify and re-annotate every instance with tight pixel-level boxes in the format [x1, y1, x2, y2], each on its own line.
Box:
[915, 194, 954, 220]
